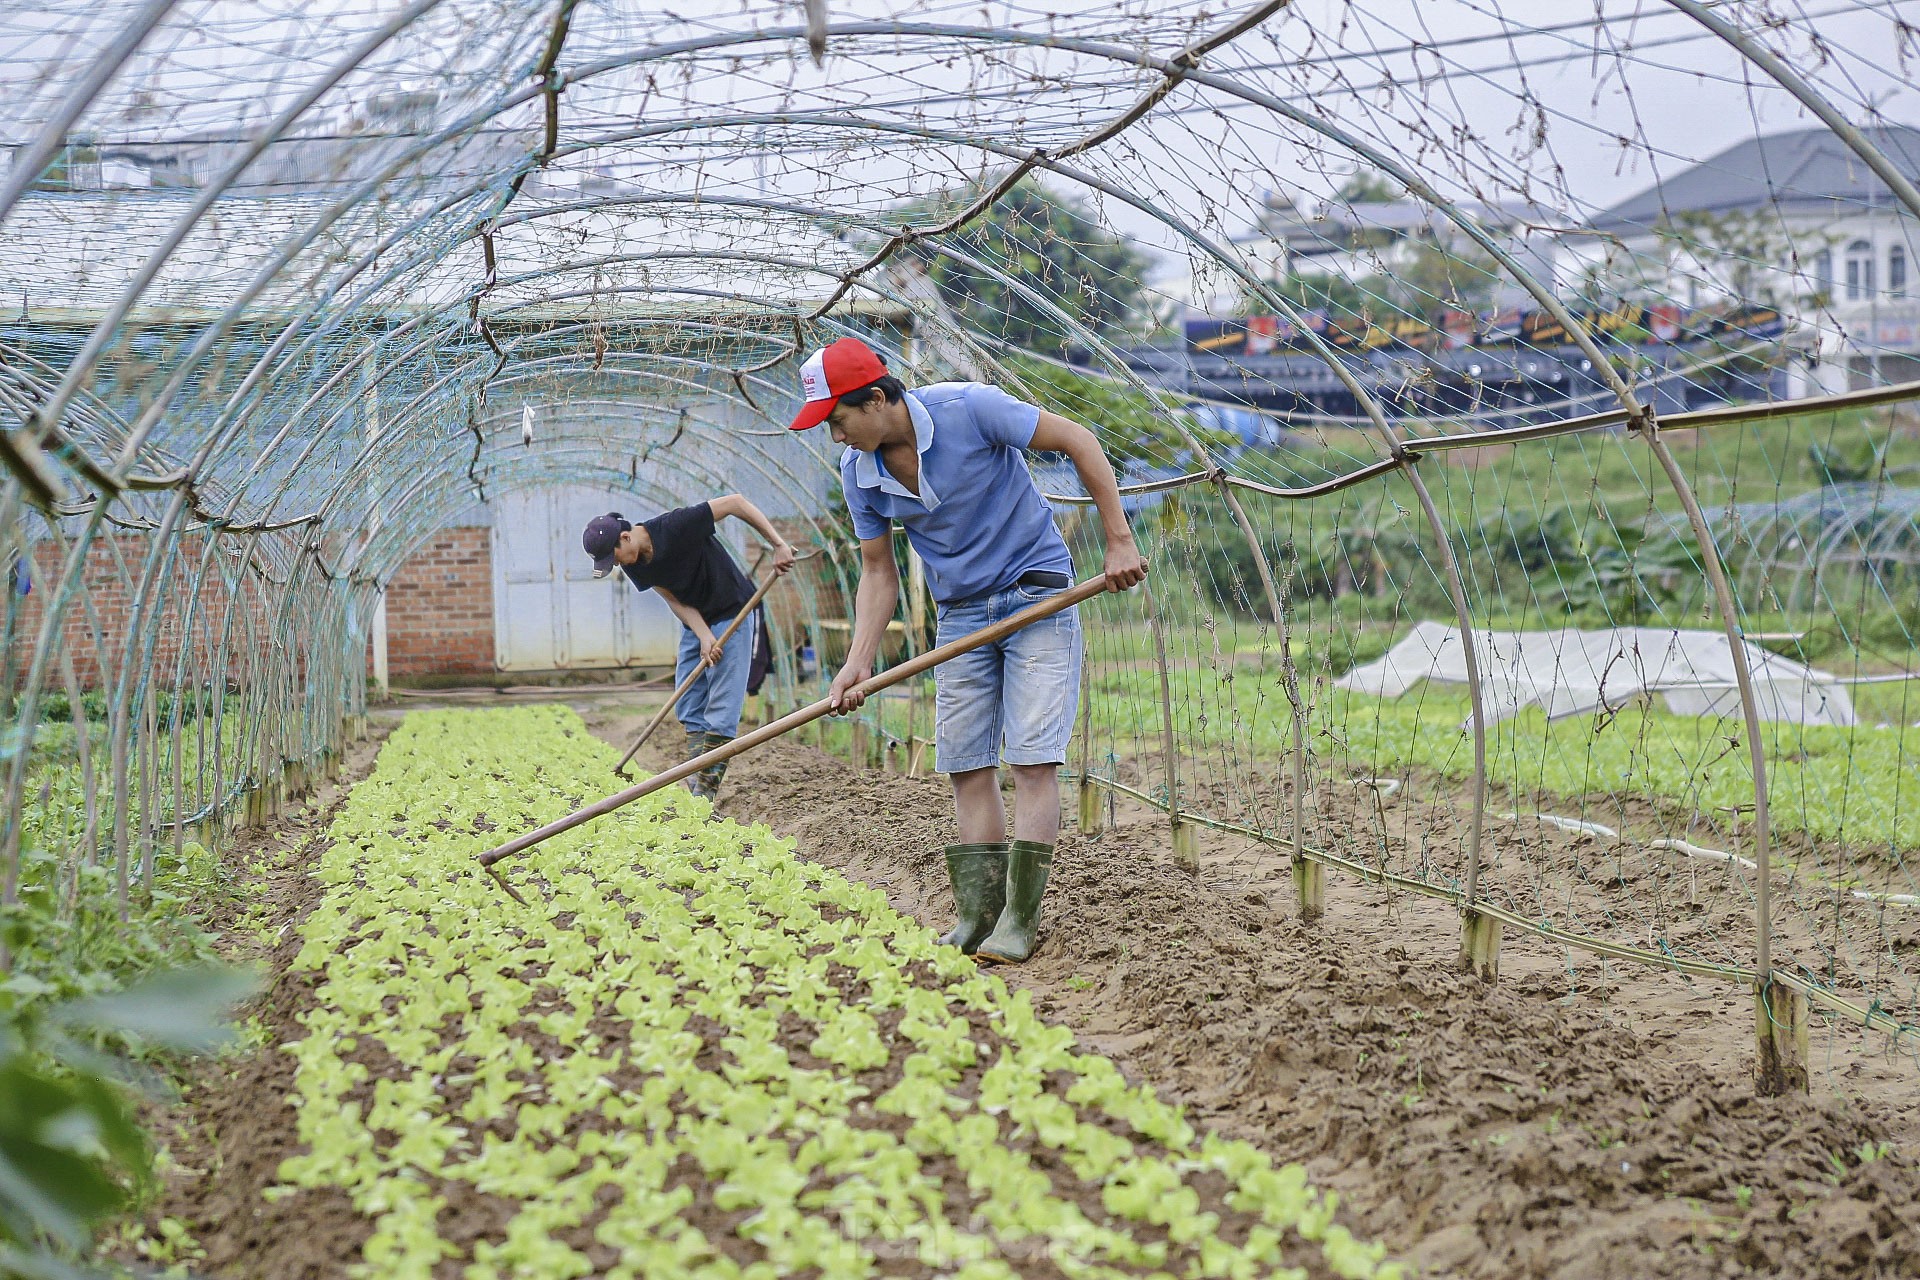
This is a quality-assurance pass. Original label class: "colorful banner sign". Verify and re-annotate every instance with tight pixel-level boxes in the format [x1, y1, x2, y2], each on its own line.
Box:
[1186, 302, 1785, 357]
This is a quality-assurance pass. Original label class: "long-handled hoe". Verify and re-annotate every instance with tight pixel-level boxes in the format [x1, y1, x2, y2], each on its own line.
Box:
[611, 550, 818, 777]
[478, 575, 1109, 903]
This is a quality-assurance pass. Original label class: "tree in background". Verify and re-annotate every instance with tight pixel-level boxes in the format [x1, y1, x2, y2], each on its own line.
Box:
[1244, 169, 1503, 322]
[1660, 209, 1834, 309]
[996, 353, 1236, 467]
[904, 180, 1151, 358]
[1393, 236, 1503, 313]
[1256, 268, 1391, 318]
[1334, 168, 1403, 204]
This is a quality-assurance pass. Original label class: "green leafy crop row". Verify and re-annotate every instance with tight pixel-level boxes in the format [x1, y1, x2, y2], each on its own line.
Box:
[276, 706, 1400, 1279]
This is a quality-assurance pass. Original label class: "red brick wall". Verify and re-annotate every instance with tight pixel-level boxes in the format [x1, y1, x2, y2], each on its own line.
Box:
[9, 527, 497, 691]
[11, 533, 274, 690]
[378, 526, 494, 677]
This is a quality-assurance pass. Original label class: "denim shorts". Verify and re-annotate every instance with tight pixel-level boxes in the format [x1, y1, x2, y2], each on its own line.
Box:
[933, 581, 1083, 774]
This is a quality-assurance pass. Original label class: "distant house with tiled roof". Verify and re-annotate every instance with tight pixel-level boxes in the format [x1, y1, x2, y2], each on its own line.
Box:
[1564, 125, 1920, 395]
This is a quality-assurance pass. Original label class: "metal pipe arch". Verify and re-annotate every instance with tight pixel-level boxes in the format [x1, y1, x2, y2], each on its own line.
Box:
[212, 313, 826, 529]
[20, 0, 460, 466]
[21, 14, 1593, 481]
[30, 11, 1257, 492]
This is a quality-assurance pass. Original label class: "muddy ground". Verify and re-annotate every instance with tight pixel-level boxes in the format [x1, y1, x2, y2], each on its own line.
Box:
[1166, 755, 1920, 1115]
[581, 696, 1920, 1280]
[135, 695, 1920, 1279]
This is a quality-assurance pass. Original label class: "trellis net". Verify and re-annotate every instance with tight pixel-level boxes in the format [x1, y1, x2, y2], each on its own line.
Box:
[3, 0, 1919, 1090]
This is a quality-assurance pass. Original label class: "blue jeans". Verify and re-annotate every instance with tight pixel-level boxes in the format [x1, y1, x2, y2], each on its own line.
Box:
[675, 606, 756, 738]
[933, 582, 1083, 774]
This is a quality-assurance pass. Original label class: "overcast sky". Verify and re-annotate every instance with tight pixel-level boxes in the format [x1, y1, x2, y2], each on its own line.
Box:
[6, 0, 1918, 308]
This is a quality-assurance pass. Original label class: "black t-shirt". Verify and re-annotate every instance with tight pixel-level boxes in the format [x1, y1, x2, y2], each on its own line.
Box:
[621, 502, 754, 623]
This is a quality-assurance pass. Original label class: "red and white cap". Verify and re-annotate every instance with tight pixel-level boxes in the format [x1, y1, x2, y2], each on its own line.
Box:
[788, 337, 888, 431]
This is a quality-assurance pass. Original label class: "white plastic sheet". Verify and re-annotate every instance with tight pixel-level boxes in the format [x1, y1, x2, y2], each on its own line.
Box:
[1335, 622, 1855, 726]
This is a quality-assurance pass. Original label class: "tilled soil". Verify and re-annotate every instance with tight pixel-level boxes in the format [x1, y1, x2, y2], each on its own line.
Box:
[131, 724, 393, 1279]
[1100, 746, 1920, 1055]
[631, 720, 1920, 1280]
[136, 709, 1344, 1279]
[1174, 756, 1920, 1113]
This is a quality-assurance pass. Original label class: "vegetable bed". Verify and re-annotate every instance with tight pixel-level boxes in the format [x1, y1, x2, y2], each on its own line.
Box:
[274, 707, 1398, 1279]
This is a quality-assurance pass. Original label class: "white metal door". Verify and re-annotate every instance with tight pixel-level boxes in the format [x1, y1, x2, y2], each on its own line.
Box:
[492, 490, 557, 671]
[491, 487, 681, 671]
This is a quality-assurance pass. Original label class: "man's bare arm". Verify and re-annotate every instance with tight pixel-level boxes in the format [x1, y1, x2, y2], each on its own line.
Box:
[1028, 412, 1147, 591]
[826, 535, 901, 713]
[709, 493, 797, 573]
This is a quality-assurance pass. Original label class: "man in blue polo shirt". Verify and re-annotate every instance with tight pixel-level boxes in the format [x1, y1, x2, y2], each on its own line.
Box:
[789, 337, 1146, 964]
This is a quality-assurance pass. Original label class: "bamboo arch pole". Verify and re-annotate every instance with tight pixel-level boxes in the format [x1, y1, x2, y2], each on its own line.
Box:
[160, 532, 223, 862]
[1641, 427, 1797, 1091]
[1075, 651, 1099, 834]
[204, 540, 249, 835]
[0, 501, 109, 907]
[1141, 581, 1195, 874]
[1661, 0, 1916, 1093]
[227, 268, 985, 518]
[1213, 480, 1314, 916]
[103, 489, 193, 901]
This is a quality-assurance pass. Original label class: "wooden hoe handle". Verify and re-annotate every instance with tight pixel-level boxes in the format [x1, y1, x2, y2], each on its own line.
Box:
[478, 574, 1110, 875]
[613, 566, 786, 775]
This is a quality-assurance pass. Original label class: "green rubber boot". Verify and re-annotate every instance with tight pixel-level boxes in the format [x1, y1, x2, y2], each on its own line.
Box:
[683, 727, 712, 797]
[696, 732, 733, 799]
[936, 843, 1008, 953]
[974, 840, 1054, 965]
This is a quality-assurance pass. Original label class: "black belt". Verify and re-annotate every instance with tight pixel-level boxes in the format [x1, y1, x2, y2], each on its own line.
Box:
[945, 570, 1073, 609]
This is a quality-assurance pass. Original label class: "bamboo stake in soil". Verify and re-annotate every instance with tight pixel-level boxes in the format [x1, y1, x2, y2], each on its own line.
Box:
[612, 562, 794, 776]
[479, 576, 1114, 890]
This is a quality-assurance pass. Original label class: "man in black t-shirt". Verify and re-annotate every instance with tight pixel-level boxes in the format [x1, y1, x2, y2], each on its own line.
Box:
[582, 495, 796, 798]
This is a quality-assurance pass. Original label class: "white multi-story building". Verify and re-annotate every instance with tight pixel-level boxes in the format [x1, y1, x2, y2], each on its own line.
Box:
[1567, 124, 1920, 396]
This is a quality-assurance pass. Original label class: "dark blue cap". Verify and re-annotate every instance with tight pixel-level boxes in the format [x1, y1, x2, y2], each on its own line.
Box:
[582, 513, 630, 577]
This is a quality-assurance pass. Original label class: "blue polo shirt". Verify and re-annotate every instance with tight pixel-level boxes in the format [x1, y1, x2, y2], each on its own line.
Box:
[841, 382, 1074, 604]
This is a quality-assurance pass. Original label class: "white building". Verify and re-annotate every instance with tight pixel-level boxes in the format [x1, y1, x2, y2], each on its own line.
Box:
[1567, 125, 1920, 396]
